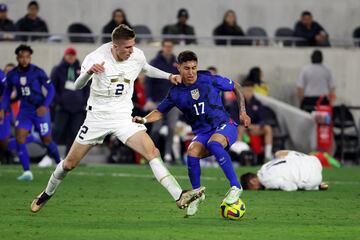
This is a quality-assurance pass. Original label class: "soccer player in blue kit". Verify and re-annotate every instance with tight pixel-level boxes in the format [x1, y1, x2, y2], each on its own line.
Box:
[0, 45, 61, 180]
[134, 51, 251, 216]
[0, 69, 12, 163]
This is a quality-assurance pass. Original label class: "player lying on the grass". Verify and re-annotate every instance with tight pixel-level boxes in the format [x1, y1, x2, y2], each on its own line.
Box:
[133, 50, 251, 216]
[0, 45, 61, 180]
[240, 150, 329, 191]
[30, 25, 205, 213]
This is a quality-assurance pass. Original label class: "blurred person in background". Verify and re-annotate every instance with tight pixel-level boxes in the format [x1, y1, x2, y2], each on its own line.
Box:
[0, 44, 61, 180]
[162, 8, 196, 45]
[16, 1, 48, 41]
[102, 8, 131, 43]
[238, 80, 273, 161]
[145, 40, 179, 163]
[245, 67, 269, 96]
[51, 47, 89, 160]
[0, 3, 16, 41]
[297, 50, 336, 112]
[213, 10, 247, 46]
[294, 11, 330, 47]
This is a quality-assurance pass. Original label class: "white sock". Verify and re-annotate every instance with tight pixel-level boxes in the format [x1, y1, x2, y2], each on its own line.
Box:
[45, 160, 68, 196]
[265, 144, 273, 159]
[149, 158, 182, 200]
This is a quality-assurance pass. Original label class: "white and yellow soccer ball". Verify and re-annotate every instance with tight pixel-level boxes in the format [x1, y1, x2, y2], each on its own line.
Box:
[220, 198, 246, 220]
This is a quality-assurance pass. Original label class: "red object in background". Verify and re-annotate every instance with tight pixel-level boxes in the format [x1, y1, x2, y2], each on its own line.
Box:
[10, 101, 20, 118]
[312, 152, 331, 168]
[134, 80, 146, 108]
[249, 134, 264, 155]
[315, 96, 333, 153]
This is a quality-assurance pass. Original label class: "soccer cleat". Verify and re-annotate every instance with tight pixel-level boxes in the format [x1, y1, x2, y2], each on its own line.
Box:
[38, 155, 53, 168]
[30, 191, 52, 213]
[186, 193, 205, 216]
[224, 186, 243, 204]
[17, 171, 33, 181]
[319, 182, 329, 190]
[176, 186, 206, 209]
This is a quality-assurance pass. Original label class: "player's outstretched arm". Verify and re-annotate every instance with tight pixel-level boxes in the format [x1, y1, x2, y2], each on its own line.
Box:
[234, 81, 251, 128]
[133, 110, 164, 124]
[143, 63, 181, 85]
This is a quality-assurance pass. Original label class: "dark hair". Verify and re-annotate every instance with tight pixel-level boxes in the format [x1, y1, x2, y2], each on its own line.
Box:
[112, 8, 131, 27]
[301, 11, 312, 17]
[111, 24, 135, 42]
[311, 50, 323, 63]
[241, 80, 255, 87]
[240, 172, 257, 190]
[28, 1, 39, 9]
[246, 67, 262, 84]
[207, 66, 217, 72]
[177, 50, 197, 64]
[15, 44, 33, 55]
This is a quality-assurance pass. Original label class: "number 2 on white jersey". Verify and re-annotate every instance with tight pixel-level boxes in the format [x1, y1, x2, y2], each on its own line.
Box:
[193, 102, 205, 115]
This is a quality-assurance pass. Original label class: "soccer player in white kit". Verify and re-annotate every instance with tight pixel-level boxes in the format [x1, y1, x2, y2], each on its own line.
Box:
[240, 150, 328, 191]
[30, 25, 205, 213]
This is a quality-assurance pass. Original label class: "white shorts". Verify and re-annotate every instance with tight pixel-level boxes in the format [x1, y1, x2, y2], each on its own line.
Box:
[75, 111, 147, 145]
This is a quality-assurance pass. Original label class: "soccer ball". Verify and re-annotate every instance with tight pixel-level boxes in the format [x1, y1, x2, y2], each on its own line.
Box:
[220, 198, 246, 220]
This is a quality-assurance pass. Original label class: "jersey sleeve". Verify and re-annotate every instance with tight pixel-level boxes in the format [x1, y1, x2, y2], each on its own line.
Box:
[157, 91, 175, 113]
[81, 54, 96, 74]
[212, 75, 235, 91]
[38, 69, 55, 107]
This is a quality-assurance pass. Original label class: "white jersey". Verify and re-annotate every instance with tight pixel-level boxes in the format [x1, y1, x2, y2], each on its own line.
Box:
[81, 43, 146, 116]
[257, 151, 322, 191]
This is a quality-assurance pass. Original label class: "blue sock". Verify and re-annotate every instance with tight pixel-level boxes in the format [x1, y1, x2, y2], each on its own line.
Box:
[8, 135, 42, 151]
[187, 156, 201, 189]
[17, 143, 30, 171]
[26, 134, 42, 145]
[45, 141, 61, 164]
[7, 138, 17, 151]
[207, 141, 241, 188]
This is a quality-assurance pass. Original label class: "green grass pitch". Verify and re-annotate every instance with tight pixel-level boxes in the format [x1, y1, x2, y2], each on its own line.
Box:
[0, 164, 359, 240]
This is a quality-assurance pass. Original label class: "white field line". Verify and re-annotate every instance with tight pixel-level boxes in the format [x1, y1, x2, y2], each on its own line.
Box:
[1, 168, 360, 185]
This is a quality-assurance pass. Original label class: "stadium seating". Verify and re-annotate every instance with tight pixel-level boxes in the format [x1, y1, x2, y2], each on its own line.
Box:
[246, 26, 268, 46]
[352, 26, 360, 47]
[133, 25, 153, 43]
[333, 105, 360, 162]
[67, 23, 95, 43]
[275, 27, 295, 46]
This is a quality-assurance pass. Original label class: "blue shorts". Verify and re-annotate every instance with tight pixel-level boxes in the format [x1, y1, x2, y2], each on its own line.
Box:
[0, 111, 12, 141]
[191, 121, 238, 150]
[15, 110, 52, 137]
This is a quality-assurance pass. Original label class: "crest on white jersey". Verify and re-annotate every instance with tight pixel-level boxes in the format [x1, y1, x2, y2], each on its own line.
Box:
[20, 76, 27, 86]
[191, 89, 200, 100]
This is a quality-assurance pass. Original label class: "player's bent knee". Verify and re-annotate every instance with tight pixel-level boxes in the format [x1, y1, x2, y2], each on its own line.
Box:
[63, 158, 79, 171]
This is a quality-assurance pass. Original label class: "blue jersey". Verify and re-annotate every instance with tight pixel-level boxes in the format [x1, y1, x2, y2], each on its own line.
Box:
[1, 64, 54, 112]
[157, 71, 235, 134]
[0, 70, 10, 113]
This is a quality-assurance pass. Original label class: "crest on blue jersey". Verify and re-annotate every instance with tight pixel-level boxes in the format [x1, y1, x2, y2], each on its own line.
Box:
[20, 76, 27, 85]
[191, 88, 200, 100]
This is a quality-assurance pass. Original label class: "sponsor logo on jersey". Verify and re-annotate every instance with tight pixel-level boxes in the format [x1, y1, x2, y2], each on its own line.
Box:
[191, 89, 200, 100]
[20, 76, 27, 85]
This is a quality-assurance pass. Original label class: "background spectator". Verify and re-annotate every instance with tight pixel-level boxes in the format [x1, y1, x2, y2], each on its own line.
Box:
[239, 81, 273, 162]
[297, 50, 336, 112]
[145, 40, 179, 163]
[102, 8, 131, 43]
[207, 66, 218, 75]
[16, 1, 48, 41]
[294, 11, 330, 47]
[245, 67, 269, 96]
[51, 47, 89, 154]
[0, 3, 16, 41]
[162, 8, 196, 45]
[213, 10, 246, 46]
